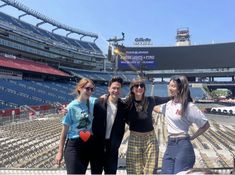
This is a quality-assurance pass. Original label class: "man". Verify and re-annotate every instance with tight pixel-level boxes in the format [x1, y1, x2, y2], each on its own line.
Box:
[91, 76, 127, 174]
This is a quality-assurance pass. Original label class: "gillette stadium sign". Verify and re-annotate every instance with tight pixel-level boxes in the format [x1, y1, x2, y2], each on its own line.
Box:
[134, 38, 152, 46]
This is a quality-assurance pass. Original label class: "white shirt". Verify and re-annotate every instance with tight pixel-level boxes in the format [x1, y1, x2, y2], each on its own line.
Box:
[106, 100, 117, 139]
[160, 101, 208, 135]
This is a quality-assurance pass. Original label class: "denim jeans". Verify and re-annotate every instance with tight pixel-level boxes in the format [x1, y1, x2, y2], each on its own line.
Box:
[161, 137, 195, 174]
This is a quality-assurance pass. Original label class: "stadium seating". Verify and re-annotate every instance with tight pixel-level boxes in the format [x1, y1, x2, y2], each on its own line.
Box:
[0, 117, 63, 168]
[0, 114, 234, 171]
[62, 67, 137, 82]
[0, 78, 127, 109]
[0, 12, 102, 54]
[1, 2, 234, 174]
[0, 79, 75, 107]
[0, 56, 70, 77]
[190, 87, 206, 100]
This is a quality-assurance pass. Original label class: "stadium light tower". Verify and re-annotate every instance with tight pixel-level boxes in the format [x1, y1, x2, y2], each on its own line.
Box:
[107, 32, 126, 73]
[176, 27, 191, 46]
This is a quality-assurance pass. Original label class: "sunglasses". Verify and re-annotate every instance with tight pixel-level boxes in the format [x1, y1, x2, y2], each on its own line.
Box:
[84, 87, 94, 92]
[133, 83, 145, 88]
[171, 76, 182, 85]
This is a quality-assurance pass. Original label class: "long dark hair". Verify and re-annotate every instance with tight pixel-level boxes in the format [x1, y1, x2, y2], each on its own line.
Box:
[170, 75, 193, 116]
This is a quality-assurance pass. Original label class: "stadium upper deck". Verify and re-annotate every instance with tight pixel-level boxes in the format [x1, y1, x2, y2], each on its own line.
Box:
[0, 0, 105, 71]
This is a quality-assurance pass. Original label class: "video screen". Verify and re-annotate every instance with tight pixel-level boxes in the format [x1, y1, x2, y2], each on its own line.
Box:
[118, 48, 157, 71]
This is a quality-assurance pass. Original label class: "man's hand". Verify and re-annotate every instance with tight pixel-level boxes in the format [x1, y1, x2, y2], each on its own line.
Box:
[59, 107, 67, 115]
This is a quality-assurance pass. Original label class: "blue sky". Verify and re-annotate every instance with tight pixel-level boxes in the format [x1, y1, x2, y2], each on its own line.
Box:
[1, 0, 235, 54]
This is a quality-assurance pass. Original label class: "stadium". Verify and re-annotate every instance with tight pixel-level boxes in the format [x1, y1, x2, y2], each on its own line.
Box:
[0, 0, 235, 174]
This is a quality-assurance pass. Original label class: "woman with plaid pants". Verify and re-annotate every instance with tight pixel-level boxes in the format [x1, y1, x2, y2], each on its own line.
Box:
[124, 77, 170, 174]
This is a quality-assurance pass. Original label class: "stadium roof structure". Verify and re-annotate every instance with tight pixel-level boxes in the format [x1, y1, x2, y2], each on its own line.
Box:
[0, 0, 98, 41]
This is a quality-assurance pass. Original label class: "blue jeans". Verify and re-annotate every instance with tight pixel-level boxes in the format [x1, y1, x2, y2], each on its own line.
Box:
[161, 137, 195, 174]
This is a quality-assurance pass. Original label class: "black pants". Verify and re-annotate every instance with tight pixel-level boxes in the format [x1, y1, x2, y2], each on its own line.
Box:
[64, 137, 93, 174]
[91, 139, 119, 174]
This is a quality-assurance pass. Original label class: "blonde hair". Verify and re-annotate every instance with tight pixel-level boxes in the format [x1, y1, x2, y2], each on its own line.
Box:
[74, 78, 95, 95]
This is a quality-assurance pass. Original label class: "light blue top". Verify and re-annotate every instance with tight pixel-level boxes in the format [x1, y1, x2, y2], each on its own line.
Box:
[62, 96, 96, 139]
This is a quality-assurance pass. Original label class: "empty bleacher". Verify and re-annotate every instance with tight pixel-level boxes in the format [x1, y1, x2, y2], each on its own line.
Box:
[0, 79, 76, 107]
[0, 56, 70, 77]
[0, 78, 124, 109]
[0, 113, 234, 171]
[62, 67, 137, 82]
[190, 87, 205, 100]
[0, 116, 64, 168]
[0, 12, 102, 55]
[0, 76, 212, 109]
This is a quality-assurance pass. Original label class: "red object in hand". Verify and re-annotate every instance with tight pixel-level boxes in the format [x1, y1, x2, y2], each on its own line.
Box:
[79, 131, 91, 142]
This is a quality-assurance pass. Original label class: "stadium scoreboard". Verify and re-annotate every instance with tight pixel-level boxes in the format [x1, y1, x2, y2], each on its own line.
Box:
[118, 42, 235, 71]
[118, 47, 157, 71]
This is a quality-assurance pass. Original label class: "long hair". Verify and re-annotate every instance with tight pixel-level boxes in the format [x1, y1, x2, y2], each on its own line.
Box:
[170, 75, 193, 116]
[125, 77, 148, 112]
[73, 78, 95, 95]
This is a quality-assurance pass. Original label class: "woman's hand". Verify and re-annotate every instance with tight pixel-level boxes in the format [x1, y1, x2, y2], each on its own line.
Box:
[153, 105, 161, 113]
[55, 152, 63, 166]
[190, 121, 210, 140]
[100, 94, 108, 99]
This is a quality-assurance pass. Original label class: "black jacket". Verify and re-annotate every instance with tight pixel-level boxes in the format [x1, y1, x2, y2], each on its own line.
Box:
[92, 97, 127, 152]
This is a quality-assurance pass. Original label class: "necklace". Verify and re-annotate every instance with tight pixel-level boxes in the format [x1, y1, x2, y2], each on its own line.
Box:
[134, 101, 143, 112]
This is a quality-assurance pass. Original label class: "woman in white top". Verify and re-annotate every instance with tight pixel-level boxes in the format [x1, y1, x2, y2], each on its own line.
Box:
[154, 75, 210, 174]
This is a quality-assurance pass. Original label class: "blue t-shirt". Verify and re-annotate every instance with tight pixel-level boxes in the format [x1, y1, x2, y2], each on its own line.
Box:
[62, 97, 96, 139]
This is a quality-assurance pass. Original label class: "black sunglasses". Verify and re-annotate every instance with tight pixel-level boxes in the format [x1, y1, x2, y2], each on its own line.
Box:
[84, 87, 94, 92]
[133, 83, 145, 88]
[171, 76, 182, 84]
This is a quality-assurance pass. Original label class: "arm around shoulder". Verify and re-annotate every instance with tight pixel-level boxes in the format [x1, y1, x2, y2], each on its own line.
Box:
[153, 105, 162, 113]
[154, 96, 171, 105]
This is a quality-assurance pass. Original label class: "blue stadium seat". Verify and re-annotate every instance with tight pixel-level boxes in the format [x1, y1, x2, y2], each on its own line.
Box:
[0, 12, 102, 54]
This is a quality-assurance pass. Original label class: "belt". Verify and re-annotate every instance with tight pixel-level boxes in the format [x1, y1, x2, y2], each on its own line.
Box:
[168, 135, 190, 142]
[168, 134, 189, 138]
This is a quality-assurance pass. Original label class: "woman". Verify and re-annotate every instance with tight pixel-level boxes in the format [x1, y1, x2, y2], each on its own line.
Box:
[124, 77, 170, 174]
[154, 75, 210, 174]
[55, 78, 96, 174]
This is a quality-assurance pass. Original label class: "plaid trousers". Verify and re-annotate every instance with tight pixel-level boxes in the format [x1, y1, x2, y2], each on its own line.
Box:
[126, 130, 159, 174]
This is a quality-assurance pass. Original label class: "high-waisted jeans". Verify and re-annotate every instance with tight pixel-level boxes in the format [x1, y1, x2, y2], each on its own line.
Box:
[161, 136, 195, 174]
